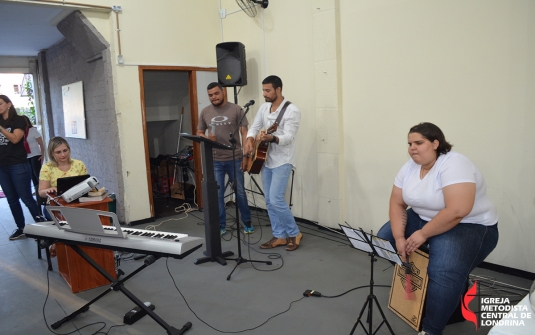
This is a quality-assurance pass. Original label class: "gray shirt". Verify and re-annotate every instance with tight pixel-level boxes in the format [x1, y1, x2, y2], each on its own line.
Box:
[198, 102, 249, 161]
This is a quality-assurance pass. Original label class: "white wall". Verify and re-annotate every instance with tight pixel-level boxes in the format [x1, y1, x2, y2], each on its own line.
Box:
[340, 0, 535, 272]
[74, 0, 534, 272]
[218, 0, 318, 221]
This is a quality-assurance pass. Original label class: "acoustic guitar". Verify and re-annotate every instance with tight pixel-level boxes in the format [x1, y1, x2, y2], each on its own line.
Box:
[246, 123, 278, 174]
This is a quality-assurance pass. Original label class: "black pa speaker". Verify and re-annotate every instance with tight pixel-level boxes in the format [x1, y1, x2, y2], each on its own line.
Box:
[216, 42, 247, 87]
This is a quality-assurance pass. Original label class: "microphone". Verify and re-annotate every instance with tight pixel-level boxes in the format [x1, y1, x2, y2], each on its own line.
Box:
[243, 100, 255, 108]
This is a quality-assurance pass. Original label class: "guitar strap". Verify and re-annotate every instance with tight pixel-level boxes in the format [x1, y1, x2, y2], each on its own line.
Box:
[273, 101, 291, 127]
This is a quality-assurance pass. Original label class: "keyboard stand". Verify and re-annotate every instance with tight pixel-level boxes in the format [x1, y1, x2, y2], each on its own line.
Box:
[51, 243, 193, 335]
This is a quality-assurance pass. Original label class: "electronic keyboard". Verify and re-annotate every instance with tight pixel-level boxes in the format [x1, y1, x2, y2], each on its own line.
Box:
[24, 222, 204, 259]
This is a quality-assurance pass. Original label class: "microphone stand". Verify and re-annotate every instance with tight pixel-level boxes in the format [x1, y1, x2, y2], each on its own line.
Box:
[224, 103, 272, 280]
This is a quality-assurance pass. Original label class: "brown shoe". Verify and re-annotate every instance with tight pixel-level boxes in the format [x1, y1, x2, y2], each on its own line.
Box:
[286, 233, 303, 251]
[260, 237, 288, 249]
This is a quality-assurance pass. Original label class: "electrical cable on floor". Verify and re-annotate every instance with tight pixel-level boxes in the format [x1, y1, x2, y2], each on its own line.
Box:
[172, 170, 198, 210]
[247, 190, 268, 244]
[118, 252, 135, 261]
[245, 178, 355, 248]
[91, 324, 126, 335]
[144, 202, 197, 231]
[177, 166, 353, 250]
[202, 194, 284, 272]
[222, 177, 350, 274]
[242, 233, 284, 272]
[303, 284, 392, 298]
[165, 258, 302, 333]
[191, 173, 353, 276]
[226, 210, 262, 245]
[186, 210, 206, 226]
[42, 266, 121, 335]
[166, 256, 391, 333]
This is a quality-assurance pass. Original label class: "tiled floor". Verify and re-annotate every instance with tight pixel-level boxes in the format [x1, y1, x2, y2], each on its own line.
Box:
[0, 197, 531, 335]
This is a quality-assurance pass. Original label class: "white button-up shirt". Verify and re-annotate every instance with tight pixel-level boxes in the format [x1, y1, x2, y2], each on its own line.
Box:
[247, 99, 301, 169]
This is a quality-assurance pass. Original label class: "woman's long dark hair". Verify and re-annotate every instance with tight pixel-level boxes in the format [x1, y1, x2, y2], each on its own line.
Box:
[0, 95, 19, 121]
[21, 115, 34, 128]
[409, 122, 453, 157]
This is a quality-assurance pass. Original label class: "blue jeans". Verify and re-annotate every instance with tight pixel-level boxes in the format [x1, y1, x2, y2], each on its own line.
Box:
[28, 156, 44, 206]
[261, 163, 299, 238]
[0, 163, 42, 230]
[377, 208, 499, 335]
[214, 159, 251, 228]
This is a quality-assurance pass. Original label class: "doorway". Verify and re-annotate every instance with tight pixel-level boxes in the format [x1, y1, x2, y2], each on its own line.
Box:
[139, 66, 217, 218]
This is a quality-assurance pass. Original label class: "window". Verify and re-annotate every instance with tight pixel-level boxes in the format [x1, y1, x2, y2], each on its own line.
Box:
[13, 84, 20, 94]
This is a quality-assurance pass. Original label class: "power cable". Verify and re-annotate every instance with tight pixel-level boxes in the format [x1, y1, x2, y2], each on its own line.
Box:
[42, 266, 127, 335]
[166, 258, 302, 333]
[166, 257, 391, 333]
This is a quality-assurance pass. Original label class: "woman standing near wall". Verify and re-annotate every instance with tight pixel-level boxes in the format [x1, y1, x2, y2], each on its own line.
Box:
[21, 115, 45, 206]
[0, 95, 43, 240]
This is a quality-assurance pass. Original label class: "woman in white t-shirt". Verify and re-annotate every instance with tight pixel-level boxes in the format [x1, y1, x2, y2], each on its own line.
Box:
[377, 122, 499, 335]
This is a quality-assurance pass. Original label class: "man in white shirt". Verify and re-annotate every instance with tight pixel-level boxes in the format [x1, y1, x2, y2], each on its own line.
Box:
[244, 75, 302, 251]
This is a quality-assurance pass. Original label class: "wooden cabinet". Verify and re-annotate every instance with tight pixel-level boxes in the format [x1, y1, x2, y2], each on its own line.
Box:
[52, 197, 117, 293]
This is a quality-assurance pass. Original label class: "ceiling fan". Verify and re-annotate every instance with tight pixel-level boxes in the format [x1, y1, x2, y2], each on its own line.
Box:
[236, 0, 269, 18]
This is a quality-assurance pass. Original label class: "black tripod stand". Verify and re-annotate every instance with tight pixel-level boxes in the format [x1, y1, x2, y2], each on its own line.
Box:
[350, 251, 395, 335]
[224, 99, 271, 280]
[340, 225, 396, 335]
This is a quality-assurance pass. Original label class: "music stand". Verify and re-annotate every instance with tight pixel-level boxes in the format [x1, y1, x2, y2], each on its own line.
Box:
[182, 134, 234, 266]
[339, 225, 400, 335]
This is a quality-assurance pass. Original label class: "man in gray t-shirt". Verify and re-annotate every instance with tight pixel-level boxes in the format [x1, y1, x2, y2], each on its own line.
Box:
[196, 82, 253, 235]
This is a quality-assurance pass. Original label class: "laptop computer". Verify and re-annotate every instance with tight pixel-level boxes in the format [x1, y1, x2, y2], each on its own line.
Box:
[56, 174, 91, 196]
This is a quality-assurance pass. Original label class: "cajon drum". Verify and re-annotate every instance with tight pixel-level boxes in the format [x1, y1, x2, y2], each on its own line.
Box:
[388, 249, 429, 331]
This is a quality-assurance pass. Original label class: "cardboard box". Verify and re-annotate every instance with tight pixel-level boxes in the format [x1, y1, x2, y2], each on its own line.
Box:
[170, 182, 193, 200]
[158, 161, 173, 178]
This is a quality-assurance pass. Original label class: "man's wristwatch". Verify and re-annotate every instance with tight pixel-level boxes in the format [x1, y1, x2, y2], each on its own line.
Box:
[271, 135, 277, 143]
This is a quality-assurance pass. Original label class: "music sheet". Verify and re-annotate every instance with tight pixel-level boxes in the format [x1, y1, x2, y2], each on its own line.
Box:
[340, 225, 402, 265]
[340, 225, 373, 253]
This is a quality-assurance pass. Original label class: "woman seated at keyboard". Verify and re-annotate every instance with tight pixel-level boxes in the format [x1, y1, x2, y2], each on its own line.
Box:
[39, 137, 88, 217]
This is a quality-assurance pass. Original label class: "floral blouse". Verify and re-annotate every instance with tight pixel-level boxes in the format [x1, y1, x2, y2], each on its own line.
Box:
[39, 159, 88, 187]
